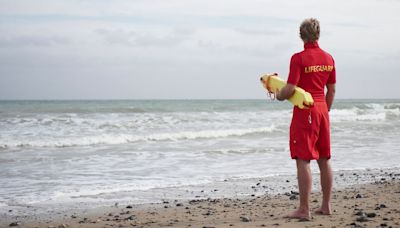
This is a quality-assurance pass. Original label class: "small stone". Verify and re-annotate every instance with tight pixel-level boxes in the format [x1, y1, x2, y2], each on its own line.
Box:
[380, 223, 388, 227]
[356, 215, 369, 222]
[350, 222, 362, 228]
[355, 194, 362, 198]
[204, 211, 212, 216]
[355, 211, 364, 216]
[126, 205, 133, 209]
[289, 195, 298, 200]
[176, 203, 183, 207]
[379, 204, 387, 208]
[366, 212, 376, 218]
[9, 222, 20, 227]
[125, 215, 135, 221]
[290, 191, 299, 195]
[240, 216, 251, 222]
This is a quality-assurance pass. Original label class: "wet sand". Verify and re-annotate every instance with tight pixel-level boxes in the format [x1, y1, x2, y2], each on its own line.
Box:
[4, 171, 400, 228]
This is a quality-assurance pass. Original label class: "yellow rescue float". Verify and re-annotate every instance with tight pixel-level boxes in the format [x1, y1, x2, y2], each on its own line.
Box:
[260, 73, 314, 109]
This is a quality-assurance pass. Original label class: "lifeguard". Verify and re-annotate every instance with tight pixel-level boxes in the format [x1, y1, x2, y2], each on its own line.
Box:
[276, 18, 336, 220]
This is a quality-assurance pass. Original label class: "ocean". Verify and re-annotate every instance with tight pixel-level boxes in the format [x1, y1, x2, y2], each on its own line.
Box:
[0, 99, 399, 214]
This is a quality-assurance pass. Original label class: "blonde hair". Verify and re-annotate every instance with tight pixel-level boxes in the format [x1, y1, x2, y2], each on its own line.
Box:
[299, 18, 320, 42]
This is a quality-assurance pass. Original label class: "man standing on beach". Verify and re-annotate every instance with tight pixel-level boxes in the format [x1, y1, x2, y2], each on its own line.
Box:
[276, 18, 336, 220]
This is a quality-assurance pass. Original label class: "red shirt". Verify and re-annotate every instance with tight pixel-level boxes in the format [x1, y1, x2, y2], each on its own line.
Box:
[287, 42, 336, 102]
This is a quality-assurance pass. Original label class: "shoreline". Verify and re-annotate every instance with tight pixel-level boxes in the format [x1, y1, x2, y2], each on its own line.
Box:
[2, 168, 400, 227]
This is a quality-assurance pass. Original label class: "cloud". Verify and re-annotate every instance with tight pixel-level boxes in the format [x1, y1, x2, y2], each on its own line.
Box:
[95, 28, 193, 47]
[328, 21, 371, 29]
[95, 28, 135, 46]
[224, 41, 296, 59]
[0, 35, 71, 48]
[197, 40, 221, 49]
[233, 27, 284, 36]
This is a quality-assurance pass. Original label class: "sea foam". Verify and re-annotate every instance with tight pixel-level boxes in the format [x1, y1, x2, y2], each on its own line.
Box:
[0, 125, 276, 148]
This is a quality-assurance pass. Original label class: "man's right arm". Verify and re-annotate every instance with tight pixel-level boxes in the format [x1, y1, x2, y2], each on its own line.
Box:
[326, 83, 336, 111]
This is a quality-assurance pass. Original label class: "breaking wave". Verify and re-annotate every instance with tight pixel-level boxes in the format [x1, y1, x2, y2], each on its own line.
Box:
[330, 103, 400, 122]
[0, 126, 276, 149]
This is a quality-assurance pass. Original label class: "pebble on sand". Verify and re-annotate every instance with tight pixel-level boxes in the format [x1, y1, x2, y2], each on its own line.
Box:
[9, 222, 20, 227]
[240, 216, 251, 222]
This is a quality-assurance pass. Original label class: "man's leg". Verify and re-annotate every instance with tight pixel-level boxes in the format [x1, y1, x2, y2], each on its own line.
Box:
[287, 158, 312, 219]
[316, 158, 332, 214]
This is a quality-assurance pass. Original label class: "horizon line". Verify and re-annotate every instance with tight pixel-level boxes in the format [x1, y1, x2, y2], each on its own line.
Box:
[1, 98, 399, 101]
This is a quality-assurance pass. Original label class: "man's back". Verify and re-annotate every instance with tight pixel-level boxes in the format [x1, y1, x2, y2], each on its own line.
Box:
[288, 42, 336, 102]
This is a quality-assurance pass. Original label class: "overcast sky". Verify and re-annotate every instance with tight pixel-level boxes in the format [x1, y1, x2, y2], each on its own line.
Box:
[0, 0, 399, 99]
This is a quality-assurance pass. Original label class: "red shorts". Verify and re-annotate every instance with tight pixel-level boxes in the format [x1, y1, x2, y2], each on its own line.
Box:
[290, 102, 331, 160]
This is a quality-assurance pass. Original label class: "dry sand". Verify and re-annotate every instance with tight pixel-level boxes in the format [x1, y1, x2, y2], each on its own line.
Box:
[5, 175, 400, 228]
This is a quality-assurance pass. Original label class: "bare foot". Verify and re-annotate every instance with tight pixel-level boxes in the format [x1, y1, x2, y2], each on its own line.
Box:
[314, 207, 331, 215]
[285, 209, 311, 221]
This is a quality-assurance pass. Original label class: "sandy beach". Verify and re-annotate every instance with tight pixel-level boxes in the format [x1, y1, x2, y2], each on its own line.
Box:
[3, 170, 399, 228]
